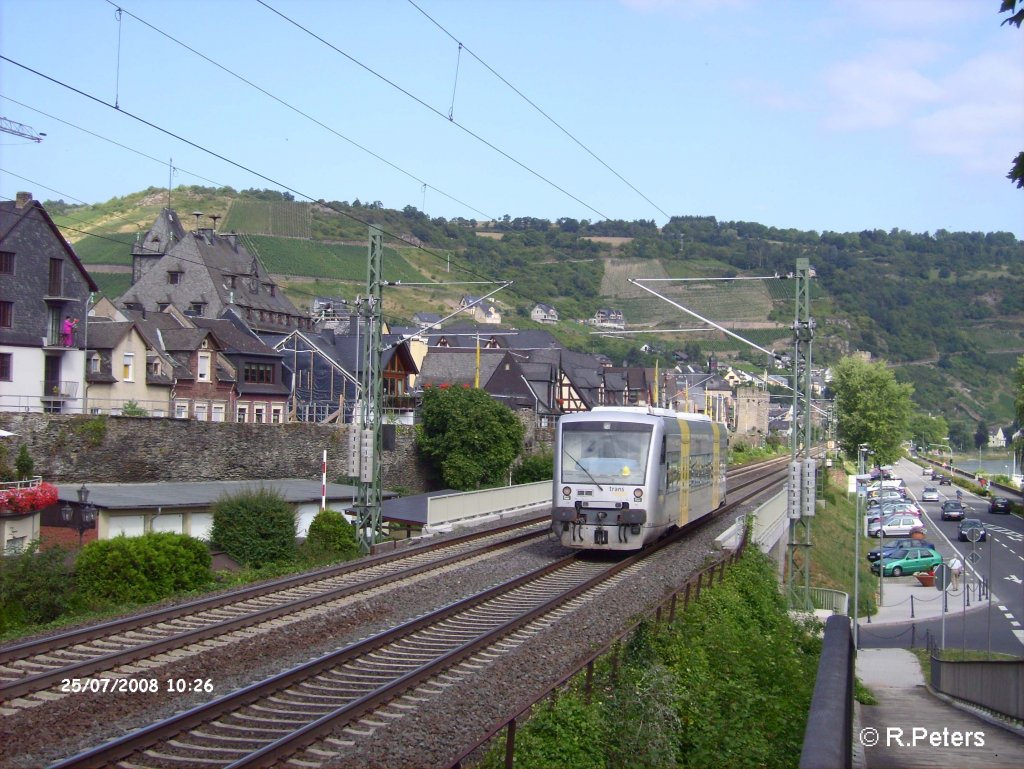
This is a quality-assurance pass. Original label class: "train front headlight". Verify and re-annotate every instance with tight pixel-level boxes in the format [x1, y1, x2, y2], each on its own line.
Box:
[633, 488, 643, 501]
[562, 486, 572, 498]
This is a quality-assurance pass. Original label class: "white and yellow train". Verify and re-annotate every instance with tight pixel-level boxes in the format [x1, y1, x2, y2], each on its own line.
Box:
[551, 407, 728, 550]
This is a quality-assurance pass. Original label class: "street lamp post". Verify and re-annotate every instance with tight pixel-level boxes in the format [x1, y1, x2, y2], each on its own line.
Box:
[60, 483, 96, 548]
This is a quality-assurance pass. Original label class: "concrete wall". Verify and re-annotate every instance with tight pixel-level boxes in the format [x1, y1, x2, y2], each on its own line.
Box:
[0, 413, 434, 494]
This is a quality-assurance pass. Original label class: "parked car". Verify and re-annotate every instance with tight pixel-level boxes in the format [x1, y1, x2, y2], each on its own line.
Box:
[869, 514, 926, 538]
[871, 502, 922, 521]
[958, 518, 987, 542]
[870, 546, 943, 577]
[940, 500, 966, 521]
[867, 538, 936, 562]
[920, 486, 940, 502]
[988, 497, 1012, 514]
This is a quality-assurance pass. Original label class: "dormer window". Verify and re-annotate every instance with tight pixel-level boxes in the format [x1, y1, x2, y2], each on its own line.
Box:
[263, 283, 276, 297]
[190, 302, 206, 316]
[226, 275, 237, 289]
[168, 270, 183, 285]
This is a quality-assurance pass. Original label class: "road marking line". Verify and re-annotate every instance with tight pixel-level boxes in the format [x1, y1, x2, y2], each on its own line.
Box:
[1015, 630, 1024, 648]
[999, 605, 1009, 611]
[1013, 621, 1022, 628]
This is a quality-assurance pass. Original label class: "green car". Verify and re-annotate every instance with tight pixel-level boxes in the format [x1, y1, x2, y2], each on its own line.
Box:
[870, 546, 943, 577]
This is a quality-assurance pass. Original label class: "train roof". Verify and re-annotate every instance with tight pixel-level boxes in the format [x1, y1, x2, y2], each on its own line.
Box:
[582, 406, 713, 422]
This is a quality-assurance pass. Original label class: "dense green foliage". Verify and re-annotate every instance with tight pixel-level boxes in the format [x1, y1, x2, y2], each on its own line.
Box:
[416, 386, 525, 490]
[210, 488, 298, 567]
[75, 533, 212, 605]
[304, 509, 360, 561]
[511, 449, 554, 484]
[0, 543, 77, 633]
[484, 550, 820, 769]
[831, 356, 914, 462]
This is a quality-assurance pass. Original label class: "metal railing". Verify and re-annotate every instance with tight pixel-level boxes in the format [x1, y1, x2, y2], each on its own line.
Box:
[40, 380, 79, 398]
[0, 476, 42, 491]
[788, 586, 850, 615]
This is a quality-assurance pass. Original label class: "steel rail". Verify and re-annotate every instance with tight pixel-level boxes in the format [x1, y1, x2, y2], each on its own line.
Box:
[0, 522, 549, 700]
[49, 461, 790, 769]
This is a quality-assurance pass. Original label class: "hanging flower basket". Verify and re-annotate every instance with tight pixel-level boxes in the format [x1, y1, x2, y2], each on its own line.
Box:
[0, 482, 59, 513]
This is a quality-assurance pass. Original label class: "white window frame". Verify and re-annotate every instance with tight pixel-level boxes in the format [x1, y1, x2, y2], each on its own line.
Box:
[194, 403, 208, 422]
[271, 406, 283, 424]
[122, 352, 135, 382]
[197, 352, 211, 383]
[175, 400, 189, 419]
[236, 405, 248, 423]
[211, 403, 226, 423]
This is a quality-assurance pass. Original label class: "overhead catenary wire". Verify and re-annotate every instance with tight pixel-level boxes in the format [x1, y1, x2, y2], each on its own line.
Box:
[1, 56, 611, 319]
[102, 0, 494, 223]
[254, 0, 613, 222]
[405, 0, 672, 221]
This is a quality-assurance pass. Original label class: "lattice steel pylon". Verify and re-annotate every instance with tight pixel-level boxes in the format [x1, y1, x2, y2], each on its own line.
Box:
[0, 116, 44, 142]
[786, 257, 816, 599]
[354, 226, 384, 553]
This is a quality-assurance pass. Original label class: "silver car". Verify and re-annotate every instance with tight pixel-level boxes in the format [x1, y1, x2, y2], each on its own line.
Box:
[868, 514, 926, 538]
[920, 486, 939, 502]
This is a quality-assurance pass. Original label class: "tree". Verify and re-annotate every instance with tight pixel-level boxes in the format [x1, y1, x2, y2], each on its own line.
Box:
[1001, 1, 1024, 188]
[907, 411, 948, 452]
[416, 386, 525, 490]
[14, 445, 33, 481]
[830, 356, 914, 464]
[1015, 354, 1024, 427]
[974, 420, 990, 450]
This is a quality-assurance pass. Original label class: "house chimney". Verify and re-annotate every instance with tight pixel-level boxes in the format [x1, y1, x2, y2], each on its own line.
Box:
[15, 191, 31, 209]
[210, 214, 221, 232]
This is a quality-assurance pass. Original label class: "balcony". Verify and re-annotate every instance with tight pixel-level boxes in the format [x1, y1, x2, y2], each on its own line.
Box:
[42, 333, 77, 350]
[40, 380, 79, 399]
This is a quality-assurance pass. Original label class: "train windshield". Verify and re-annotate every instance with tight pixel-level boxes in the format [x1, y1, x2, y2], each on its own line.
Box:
[560, 421, 652, 485]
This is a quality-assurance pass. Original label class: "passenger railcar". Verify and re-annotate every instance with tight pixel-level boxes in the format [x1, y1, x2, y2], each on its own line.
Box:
[551, 407, 728, 551]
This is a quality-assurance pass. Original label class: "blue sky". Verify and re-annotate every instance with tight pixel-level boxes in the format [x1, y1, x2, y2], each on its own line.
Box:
[1, 0, 1021, 237]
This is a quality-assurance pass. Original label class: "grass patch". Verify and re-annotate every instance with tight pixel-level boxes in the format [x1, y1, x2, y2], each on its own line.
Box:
[801, 468, 878, 617]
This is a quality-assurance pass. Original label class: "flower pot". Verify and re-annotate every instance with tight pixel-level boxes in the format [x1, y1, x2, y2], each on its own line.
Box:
[916, 573, 935, 587]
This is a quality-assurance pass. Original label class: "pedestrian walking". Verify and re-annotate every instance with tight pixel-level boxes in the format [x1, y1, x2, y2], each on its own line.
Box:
[949, 555, 963, 590]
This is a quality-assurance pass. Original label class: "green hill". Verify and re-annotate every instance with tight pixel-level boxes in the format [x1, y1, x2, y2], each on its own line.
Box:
[44, 185, 1024, 434]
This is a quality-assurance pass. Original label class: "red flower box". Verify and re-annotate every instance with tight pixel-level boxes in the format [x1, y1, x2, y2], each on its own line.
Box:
[0, 482, 59, 513]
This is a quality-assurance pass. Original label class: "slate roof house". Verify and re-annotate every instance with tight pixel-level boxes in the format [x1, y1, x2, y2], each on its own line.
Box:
[269, 320, 419, 424]
[0, 192, 98, 414]
[118, 209, 310, 335]
[192, 313, 290, 423]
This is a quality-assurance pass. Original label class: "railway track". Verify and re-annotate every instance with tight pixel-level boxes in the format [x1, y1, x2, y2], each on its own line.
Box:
[48, 460, 789, 769]
[0, 515, 551, 704]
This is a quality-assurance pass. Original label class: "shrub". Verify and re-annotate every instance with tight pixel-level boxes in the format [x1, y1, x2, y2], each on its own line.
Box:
[304, 509, 359, 561]
[512, 449, 554, 484]
[210, 487, 297, 567]
[121, 400, 149, 417]
[0, 542, 77, 633]
[75, 532, 212, 605]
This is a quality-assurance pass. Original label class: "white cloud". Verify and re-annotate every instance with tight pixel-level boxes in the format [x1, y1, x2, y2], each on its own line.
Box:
[821, 42, 945, 131]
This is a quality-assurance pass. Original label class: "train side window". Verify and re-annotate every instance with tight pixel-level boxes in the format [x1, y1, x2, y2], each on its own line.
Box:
[660, 437, 667, 464]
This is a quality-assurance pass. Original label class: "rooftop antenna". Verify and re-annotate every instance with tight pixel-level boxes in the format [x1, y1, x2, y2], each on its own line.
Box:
[167, 158, 173, 208]
[0, 116, 45, 142]
[192, 211, 203, 231]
